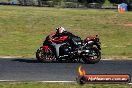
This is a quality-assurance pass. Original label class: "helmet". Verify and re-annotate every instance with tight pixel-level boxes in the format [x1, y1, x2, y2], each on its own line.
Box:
[56, 27, 65, 34]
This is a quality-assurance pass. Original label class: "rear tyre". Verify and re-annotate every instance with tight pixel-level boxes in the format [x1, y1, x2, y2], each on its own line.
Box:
[36, 47, 56, 63]
[82, 47, 101, 64]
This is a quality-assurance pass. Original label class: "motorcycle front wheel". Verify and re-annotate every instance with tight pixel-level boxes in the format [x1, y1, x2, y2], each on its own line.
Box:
[82, 47, 101, 64]
[36, 47, 56, 63]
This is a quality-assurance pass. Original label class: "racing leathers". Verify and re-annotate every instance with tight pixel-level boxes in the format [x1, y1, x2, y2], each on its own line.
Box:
[43, 31, 81, 47]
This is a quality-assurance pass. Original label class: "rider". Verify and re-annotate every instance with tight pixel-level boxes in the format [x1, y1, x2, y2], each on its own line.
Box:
[54, 27, 76, 38]
[43, 27, 81, 46]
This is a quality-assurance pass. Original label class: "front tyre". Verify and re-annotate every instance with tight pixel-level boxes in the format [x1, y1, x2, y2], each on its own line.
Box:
[36, 47, 56, 63]
[82, 47, 101, 64]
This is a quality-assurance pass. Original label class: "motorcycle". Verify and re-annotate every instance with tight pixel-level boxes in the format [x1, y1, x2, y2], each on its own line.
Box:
[36, 33, 101, 64]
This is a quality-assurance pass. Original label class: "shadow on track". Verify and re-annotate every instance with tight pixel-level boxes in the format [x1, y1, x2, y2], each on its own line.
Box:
[12, 58, 83, 64]
[12, 59, 39, 63]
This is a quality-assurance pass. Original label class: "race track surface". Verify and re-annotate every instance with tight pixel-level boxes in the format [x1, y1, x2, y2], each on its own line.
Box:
[0, 58, 132, 82]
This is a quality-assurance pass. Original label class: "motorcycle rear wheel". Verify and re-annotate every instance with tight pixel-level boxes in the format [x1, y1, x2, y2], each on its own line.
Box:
[82, 47, 101, 64]
[36, 47, 56, 63]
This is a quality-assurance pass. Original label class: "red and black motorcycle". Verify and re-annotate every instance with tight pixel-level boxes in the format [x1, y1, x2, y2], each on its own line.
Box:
[36, 33, 101, 64]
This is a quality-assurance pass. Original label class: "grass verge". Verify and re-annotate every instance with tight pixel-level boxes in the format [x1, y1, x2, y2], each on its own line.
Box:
[0, 6, 131, 59]
[0, 82, 132, 88]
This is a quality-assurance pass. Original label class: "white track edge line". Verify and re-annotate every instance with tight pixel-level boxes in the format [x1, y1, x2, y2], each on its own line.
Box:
[38, 81, 76, 83]
[0, 80, 76, 82]
[0, 80, 132, 84]
[101, 59, 112, 60]
[0, 56, 129, 61]
[0, 80, 16, 82]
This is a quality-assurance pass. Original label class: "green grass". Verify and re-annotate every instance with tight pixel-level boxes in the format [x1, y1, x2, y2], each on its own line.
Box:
[0, 82, 132, 88]
[0, 6, 132, 59]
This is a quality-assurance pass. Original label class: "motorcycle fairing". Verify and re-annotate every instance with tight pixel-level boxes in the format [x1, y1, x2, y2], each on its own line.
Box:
[50, 42, 67, 58]
[50, 36, 68, 43]
[41, 46, 49, 50]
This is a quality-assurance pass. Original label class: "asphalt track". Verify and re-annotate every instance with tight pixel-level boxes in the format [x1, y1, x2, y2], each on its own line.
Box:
[0, 58, 132, 82]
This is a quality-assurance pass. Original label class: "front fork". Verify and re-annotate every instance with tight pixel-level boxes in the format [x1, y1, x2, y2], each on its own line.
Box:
[95, 42, 101, 50]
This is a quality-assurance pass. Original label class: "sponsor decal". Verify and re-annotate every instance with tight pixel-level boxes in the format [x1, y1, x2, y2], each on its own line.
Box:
[76, 66, 131, 84]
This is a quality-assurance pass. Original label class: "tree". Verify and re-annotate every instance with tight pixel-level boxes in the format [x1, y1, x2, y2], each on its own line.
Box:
[78, 0, 85, 3]
[65, 0, 78, 2]
[108, 0, 132, 4]
[78, 0, 105, 4]
[108, 0, 123, 4]
[53, 0, 64, 2]
[17, 0, 37, 5]
[38, 0, 64, 3]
